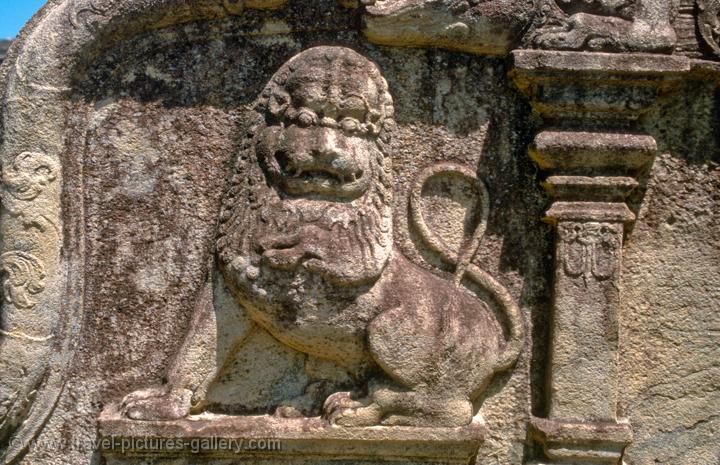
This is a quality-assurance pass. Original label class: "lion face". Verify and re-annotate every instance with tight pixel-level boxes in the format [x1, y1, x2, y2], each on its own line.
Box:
[255, 47, 393, 203]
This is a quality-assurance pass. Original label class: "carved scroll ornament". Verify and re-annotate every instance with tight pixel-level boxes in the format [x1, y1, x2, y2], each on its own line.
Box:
[2, 151, 58, 202]
[558, 221, 621, 282]
[0, 252, 46, 310]
[0, 151, 56, 310]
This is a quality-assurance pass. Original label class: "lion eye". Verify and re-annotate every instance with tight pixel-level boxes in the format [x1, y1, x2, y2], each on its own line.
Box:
[340, 117, 361, 133]
[297, 110, 317, 127]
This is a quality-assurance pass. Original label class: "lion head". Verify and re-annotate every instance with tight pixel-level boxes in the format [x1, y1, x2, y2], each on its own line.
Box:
[215, 47, 397, 364]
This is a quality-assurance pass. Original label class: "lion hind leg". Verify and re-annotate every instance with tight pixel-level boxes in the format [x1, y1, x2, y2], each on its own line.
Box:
[374, 388, 473, 427]
[325, 385, 473, 427]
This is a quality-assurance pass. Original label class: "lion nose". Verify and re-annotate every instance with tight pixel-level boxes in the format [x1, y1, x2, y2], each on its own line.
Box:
[312, 127, 344, 163]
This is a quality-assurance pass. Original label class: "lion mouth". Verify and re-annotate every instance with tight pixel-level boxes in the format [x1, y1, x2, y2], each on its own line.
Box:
[276, 155, 368, 198]
[282, 167, 367, 198]
[280, 166, 368, 199]
[274, 149, 365, 186]
[286, 167, 365, 185]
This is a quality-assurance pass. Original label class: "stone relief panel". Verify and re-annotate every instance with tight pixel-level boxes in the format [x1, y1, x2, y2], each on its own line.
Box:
[360, 0, 720, 57]
[362, 0, 720, 58]
[0, 251, 46, 312]
[362, 0, 536, 55]
[10, 4, 546, 461]
[118, 46, 524, 429]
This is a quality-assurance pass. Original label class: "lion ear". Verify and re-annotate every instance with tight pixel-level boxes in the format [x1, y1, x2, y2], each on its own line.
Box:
[255, 126, 284, 179]
[267, 88, 291, 119]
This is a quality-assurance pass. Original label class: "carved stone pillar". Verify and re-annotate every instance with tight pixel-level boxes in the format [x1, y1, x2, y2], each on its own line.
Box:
[510, 50, 688, 465]
[528, 136, 647, 464]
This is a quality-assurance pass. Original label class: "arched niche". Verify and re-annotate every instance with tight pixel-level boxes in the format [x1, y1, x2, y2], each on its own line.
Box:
[0, 2, 537, 464]
[0, 1, 351, 462]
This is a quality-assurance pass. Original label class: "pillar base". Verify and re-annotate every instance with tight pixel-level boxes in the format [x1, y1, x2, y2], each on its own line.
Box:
[529, 417, 633, 465]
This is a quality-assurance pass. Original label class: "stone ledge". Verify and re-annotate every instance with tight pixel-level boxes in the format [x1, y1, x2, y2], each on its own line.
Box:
[98, 406, 487, 464]
[509, 51, 690, 120]
[510, 50, 691, 76]
[542, 176, 638, 202]
[530, 131, 657, 171]
[545, 202, 635, 223]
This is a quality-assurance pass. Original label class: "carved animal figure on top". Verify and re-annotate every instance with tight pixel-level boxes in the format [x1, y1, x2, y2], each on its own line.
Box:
[531, 0, 676, 52]
[361, 0, 536, 55]
[120, 46, 524, 427]
[357, 0, 676, 54]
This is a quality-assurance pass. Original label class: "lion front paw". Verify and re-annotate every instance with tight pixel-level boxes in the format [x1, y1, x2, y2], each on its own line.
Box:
[121, 386, 192, 420]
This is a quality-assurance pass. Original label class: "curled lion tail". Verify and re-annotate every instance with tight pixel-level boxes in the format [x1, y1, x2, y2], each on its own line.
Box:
[465, 264, 524, 371]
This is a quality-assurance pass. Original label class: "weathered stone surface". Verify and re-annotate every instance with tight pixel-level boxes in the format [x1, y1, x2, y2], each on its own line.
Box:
[511, 48, 719, 465]
[0, 1, 718, 465]
[0, 40, 10, 64]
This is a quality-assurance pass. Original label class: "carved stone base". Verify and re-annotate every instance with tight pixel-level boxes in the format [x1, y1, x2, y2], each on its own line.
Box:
[529, 417, 633, 465]
[98, 406, 487, 465]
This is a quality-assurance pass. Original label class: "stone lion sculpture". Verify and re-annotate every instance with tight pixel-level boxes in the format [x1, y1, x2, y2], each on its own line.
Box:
[121, 46, 523, 427]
